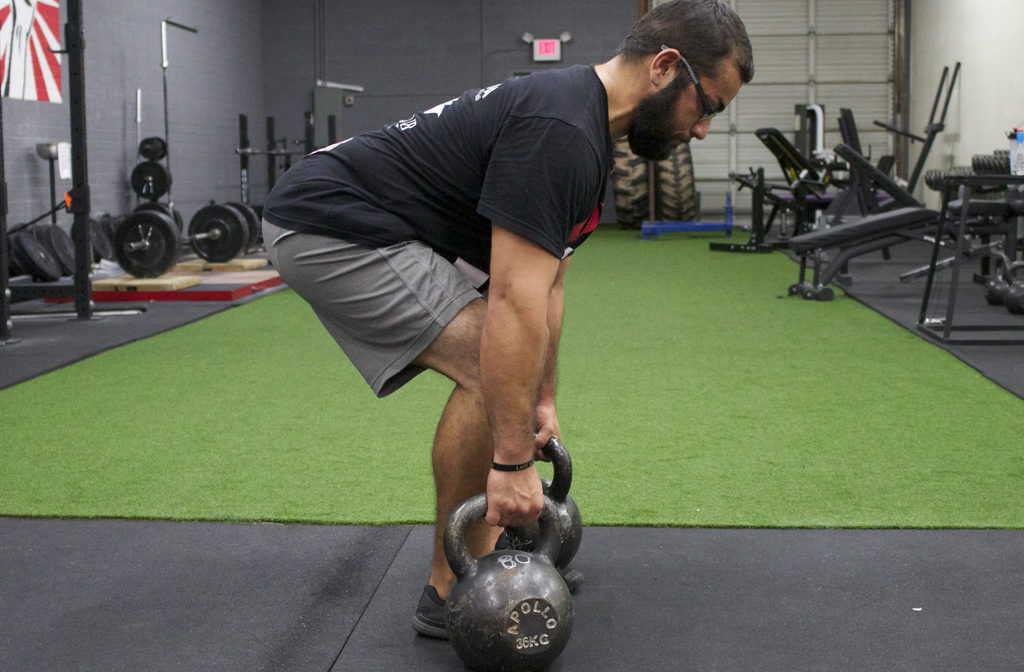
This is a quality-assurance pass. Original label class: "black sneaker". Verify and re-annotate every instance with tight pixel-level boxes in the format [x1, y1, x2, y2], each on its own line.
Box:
[412, 585, 448, 639]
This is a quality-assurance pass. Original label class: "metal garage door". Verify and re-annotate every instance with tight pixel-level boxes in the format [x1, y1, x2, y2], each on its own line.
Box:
[654, 0, 896, 214]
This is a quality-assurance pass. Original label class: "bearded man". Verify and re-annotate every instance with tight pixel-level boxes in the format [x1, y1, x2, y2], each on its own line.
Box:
[261, 0, 753, 639]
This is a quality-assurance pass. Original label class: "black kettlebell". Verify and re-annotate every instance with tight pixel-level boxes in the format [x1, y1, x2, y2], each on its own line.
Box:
[985, 274, 1010, 306]
[445, 494, 574, 672]
[497, 437, 583, 573]
[1005, 281, 1024, 314]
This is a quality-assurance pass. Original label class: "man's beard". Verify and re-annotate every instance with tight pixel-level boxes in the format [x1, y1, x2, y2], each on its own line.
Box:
[627, 73, 689, 161]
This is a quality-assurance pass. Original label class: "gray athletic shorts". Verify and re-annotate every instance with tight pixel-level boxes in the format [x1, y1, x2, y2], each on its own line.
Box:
[262, 220, 482, 397]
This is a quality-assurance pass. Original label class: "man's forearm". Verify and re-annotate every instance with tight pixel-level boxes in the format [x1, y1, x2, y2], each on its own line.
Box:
[481, 294, 550, 464]
[537, 284, 564, 405]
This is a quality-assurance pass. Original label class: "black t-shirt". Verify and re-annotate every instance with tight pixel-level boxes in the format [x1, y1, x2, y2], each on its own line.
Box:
[263, 65, 613, 271]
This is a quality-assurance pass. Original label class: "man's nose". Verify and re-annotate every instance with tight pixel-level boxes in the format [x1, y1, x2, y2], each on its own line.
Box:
[690, 118, 712, 141]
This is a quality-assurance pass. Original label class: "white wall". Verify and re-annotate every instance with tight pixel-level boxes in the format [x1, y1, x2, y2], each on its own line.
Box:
[910, 0, 1024, 207]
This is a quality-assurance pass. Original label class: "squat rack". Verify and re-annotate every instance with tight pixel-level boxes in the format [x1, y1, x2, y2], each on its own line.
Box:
[1, 0, 93, 344]
[0, 1, 159, 346]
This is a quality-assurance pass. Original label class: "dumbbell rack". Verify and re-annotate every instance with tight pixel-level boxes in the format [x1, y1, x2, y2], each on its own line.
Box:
[918, 174, 1024, 345]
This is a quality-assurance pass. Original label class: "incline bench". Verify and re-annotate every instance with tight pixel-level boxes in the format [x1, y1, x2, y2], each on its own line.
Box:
[786, 207, 939, 300]
[782, 143, 938, 301]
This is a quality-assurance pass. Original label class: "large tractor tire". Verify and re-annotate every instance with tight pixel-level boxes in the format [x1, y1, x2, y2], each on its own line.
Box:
[612, 140, 700, 228]
[657, 142, 700, 222]
[612, 138, 650, 229]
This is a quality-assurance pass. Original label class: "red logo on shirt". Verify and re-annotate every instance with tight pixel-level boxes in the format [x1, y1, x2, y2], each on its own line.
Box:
[568, 207, 600, 243]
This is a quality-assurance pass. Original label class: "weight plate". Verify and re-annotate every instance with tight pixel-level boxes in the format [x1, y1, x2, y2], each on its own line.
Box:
[130, 161, 172, 201]
[135, 201, 184, 232]
[138, 136, 168, 161]
[114, 210, 180, 277]
[10, 231, 61, 282]
[100, 214, 123, 255]
[90, 216, 115, 262]
[34, 224, 75, 276]
[189, 204, 249, 262]
[8, 240, 25, 276]
[225, 201, 261, 250]
[220, 203, 252, 255]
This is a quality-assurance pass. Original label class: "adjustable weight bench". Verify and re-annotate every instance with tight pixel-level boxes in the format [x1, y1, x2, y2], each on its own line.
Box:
[786, 207, 939, 300]
[783, 143, 939, 300]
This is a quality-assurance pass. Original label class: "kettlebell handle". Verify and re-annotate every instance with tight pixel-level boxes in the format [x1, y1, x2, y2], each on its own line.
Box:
[444, 493, 562, 580]
[542, 437, 573, 502]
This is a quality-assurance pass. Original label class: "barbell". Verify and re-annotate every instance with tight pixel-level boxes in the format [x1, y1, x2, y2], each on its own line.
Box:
[113, 202, 259, 278]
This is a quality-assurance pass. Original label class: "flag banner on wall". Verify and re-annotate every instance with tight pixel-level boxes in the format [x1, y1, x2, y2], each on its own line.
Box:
[0, 0, 62, 103]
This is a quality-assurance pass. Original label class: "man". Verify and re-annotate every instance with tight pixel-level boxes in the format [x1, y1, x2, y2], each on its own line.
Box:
[261, 0, 753, 639]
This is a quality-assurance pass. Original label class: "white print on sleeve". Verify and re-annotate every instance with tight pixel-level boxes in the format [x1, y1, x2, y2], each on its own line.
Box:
[311, 137, 354, 154]
[424, 98, 458, 117]
[398, 82, 503, 132]
[474, 83, 502, 101]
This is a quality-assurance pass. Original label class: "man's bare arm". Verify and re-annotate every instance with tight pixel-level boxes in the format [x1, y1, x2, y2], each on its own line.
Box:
[537, 257, 570, 407]
[481, 225, 561, 526]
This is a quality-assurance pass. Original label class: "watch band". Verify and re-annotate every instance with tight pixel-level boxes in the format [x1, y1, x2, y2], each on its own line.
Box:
[491, 459, 535, 472]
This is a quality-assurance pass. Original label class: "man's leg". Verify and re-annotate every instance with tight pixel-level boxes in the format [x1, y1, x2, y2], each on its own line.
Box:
[262, 226, 500, 626]
[413, 298, 504, 599]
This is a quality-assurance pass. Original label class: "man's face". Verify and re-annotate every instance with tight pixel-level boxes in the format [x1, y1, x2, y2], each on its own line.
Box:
[628, 58, 743, 161]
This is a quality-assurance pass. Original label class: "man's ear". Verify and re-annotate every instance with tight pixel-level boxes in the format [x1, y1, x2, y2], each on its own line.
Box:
[649, 49, 679, 89]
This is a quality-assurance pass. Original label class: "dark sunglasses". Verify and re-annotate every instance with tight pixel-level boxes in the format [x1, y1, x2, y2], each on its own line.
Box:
[661, 45, 717, 121]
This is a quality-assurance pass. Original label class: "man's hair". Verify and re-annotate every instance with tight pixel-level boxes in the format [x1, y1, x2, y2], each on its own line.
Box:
[618, 0, 754, 84]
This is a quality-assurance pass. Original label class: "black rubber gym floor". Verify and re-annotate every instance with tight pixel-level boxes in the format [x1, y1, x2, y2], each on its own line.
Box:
[836, 239, 1024, 399]
[3, 518, 1023, 671]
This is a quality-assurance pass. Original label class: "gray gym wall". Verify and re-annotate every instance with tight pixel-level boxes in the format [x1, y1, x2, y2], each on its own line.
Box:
[263, 0, 637, 140]
[2, 1, 265, 229]
[4, 1, 639, 243]
[262, 0, 639, 218]
[909, 0, 1024, 209]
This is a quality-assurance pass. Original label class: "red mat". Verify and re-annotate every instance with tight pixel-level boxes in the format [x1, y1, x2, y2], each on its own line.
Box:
[48, 271, 284, 303]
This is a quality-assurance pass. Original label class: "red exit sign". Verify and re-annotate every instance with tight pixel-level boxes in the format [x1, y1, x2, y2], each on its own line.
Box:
[532, 38, 562, 62]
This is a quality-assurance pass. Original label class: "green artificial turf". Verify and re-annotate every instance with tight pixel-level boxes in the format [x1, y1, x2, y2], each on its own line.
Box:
[3, 229, 1023, 528]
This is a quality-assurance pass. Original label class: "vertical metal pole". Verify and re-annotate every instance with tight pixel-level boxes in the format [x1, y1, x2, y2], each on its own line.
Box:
[266, 117, 277, 190]
[239, 114, 249, 204]
[159, 19, 198, 209]
[918, 189, 948, 327]
[136, 88, 142, 158]
[807, 0, 817, 105]
[753, 167, 765, 244]
[66, 0, 93, 320]
[893, 0, 911, 180]
[0, 90, 13, 343]
[942, 184, 971, 341]
[304, 111, 315, 154]
[48, 158, 57, 224]
[161, 21, 172, 206]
